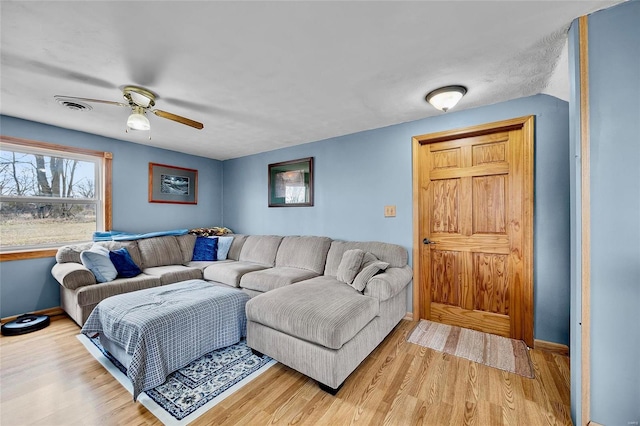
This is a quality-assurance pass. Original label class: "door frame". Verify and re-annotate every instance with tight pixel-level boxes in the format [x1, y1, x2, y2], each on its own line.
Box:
[411, 115, 535, 346]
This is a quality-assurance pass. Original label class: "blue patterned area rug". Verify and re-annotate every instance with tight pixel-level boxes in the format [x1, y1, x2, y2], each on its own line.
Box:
[77, 334, 275, 425]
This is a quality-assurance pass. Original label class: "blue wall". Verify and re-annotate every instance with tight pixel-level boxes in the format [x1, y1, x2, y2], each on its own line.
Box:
[224, 94, 571, 345]
[0, 116, 223, 318]
[587, 2, 640, 424]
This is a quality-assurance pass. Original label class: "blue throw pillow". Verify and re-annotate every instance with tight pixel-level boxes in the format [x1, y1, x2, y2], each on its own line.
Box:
[80, 244, 117, 283]
[192, 236, 218, 261]
[217, 236, 234, 260]
[109, 248, 142, 278]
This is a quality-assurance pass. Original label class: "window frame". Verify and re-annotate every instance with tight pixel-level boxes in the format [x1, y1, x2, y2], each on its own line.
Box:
[0, 135, 112, 261]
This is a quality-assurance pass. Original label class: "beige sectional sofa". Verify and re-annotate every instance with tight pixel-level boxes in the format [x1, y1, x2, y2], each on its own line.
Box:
[52, 233, 412, 393]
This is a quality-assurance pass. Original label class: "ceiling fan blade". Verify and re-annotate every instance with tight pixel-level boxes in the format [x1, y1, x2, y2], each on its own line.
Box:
[152, 109, 204, 130]
[54, 95, 128, 107]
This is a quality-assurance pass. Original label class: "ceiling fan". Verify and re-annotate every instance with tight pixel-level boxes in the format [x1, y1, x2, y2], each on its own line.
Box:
[54, 86, 204, 132]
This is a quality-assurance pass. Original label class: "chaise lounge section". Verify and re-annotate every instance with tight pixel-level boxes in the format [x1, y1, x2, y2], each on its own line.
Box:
[245, 241, 412, 392]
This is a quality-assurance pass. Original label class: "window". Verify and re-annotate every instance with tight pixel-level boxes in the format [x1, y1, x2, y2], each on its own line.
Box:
[0, 136, 112, 260]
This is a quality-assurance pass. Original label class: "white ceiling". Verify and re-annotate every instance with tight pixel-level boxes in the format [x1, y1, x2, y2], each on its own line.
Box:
[0, 1, 624, 160]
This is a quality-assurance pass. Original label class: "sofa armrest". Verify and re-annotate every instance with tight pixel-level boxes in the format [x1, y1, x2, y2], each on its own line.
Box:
[363, 265, 412, 301]
[52, 262, 96, 290]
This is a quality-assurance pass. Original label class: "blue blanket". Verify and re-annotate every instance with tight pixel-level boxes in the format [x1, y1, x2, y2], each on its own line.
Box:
[93, 229, 189, 241]
[81, 280, 249, 400]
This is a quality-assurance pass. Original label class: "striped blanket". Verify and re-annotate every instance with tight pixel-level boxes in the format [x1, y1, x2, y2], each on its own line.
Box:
[81, 279, 249, 400]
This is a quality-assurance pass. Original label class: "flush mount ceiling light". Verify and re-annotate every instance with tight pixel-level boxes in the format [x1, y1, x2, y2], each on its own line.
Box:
[127, 106, 150, 131]
[425, 85, 467, 112]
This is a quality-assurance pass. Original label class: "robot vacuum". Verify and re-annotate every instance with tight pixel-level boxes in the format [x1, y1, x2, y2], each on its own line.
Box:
[1, 314, 50, 336]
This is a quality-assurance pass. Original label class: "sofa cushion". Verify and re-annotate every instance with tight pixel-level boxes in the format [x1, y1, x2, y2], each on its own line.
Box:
[203, 261, 270, 287]
[184, 259, 234, 271]
[176, 234, 197, 264]
[137, 235, 184, 267]
[226, 235, 248, 261]
[76, 274, 162, 306]
[80, 244, 117, 283]
[57, 241, 143, 267]
[57, 242, 94, 263]
[324, 241, 407, 276]
[274, 236, 332, 274]
[240, 267, 319, 293]
[142, 265, 203, 285]
[238, 235, 283, 266]
[336, 249, 365, 284]
[246, 276, 379, 350]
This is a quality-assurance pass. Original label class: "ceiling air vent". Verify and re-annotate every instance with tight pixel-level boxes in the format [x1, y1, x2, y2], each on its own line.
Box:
[55, 97, 92, 111]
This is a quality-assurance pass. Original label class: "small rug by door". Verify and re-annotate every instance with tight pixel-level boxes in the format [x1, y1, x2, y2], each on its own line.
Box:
[78, 334, 276, 425]
[407, 320, 534, 378]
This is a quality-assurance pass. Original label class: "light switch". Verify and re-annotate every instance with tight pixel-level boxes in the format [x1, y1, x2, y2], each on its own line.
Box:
[384, 205, 396, 217]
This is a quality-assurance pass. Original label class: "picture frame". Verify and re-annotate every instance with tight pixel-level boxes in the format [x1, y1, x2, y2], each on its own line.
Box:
[148, 162, 198, 204]
[268, 157, 314, 207]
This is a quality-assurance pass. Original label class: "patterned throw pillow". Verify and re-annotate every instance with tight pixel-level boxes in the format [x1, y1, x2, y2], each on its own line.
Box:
[192, 236, 218, 261]
[188, 227, 233, 237]
[109, 248, 142, 278]
[336, 249, 365, 284]
[80, 244, 117, 283]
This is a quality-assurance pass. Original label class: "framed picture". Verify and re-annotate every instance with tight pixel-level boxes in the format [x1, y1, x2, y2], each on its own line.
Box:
[268, 157, 314, 207]
[148, 162, 198, 204]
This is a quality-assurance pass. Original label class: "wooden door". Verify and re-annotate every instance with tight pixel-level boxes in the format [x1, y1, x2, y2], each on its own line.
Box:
[412, 116, 534, 347]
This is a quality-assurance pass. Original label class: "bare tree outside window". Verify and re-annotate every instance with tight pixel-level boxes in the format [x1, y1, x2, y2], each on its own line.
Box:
[0, 146, 99, 249]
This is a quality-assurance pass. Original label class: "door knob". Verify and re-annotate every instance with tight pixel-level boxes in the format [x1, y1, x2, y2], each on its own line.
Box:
[423, 238, 435, 245]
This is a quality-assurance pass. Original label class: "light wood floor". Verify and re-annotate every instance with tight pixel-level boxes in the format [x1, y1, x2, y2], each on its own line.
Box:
[0, 315, 572, 425]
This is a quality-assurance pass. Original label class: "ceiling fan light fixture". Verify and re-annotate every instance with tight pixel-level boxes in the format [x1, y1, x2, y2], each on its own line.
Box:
[425, 85, 467, 112]
[53, 86, 203, 133]
[127, 107, 150, 131]
[129, 91, 152, 108]
[123, 85, 156, 108]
